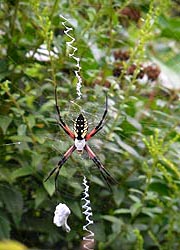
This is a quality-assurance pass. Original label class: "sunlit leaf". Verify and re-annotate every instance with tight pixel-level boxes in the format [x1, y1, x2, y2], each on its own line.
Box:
[0, 240, 27, 250]
[114, 208, 130, 214]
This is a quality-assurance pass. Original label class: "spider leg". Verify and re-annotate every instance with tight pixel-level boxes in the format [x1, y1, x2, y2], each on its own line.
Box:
[55, 86, 75, 139]
[86, 94, 108, 141]
[84, 144, 117, 189]
[44, 145, 76, 189]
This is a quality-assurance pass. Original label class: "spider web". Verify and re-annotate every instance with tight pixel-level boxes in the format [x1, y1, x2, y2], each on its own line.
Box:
[0, 57, 114, 195]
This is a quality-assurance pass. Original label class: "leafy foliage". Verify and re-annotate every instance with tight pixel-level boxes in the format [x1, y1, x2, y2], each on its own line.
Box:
[0, 0, 180, 249]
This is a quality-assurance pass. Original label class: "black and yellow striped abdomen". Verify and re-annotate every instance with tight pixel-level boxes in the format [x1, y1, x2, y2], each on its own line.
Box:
[74, 114, 88, 140]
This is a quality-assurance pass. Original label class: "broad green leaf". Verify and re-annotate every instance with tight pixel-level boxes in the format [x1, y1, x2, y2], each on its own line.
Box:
[0, 116, 12, 134]
[129, 188, 143, 195]
[17, 125, 27, 136]
[68, 201, 82, 219]
[114, 134, 141, 158]
[112, 219, 123, 234]
[43, 179, 55, 196]
[129, 194, 141, 203]
[104, 142, 122, 153]
[101, 215, 123, 224]
[114, 208, 130, 214]
[11, 166, 34, 180]
[93, 222, 106, 242]
[130, 202, 143, 217]
[35, 188, 47, 208]
[126, 115, 142, 131]
[0, 60, 9, 81]
[0, 213, 10, 239]
[148, 182, 169, 195]
[26, 115, 35, 129]
[9, 135, 33, 143]
[113, 188, 125, 206]
[158, 15, 180, 40]
[142, 207, 162, 218]
[90, 175, 105, 187]
[0, 185, 23, 226]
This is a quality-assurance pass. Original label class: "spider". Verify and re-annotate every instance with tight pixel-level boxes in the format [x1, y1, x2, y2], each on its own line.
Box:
[45, 87, 116, 189]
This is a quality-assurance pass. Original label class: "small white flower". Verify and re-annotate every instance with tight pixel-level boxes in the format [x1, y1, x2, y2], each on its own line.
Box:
[53, 203, 71, 232]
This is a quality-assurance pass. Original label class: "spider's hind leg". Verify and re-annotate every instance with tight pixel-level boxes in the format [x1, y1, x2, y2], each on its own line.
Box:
[44, 145, 76, 189]
[85, 145, 117, 189]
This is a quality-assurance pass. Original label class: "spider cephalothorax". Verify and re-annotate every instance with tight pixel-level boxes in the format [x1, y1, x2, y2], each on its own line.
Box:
[45, 87, 116, 189]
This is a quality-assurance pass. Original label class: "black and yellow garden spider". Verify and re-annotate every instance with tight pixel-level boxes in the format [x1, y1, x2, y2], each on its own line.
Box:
[45, 87, 116, 188]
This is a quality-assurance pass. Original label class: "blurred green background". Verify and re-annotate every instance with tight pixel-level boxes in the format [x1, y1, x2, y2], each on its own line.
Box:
[0, 0, 180, 249]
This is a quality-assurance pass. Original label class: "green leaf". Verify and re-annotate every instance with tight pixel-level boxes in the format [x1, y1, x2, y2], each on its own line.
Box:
[114, 134, 141, 158]
[130, 202, 143, 217]
[104, 142, 122, 153]
[0, 116, 12, 134]
[26, 115, 35, 129]
[35, 188, 46, 208]
[11, 166, 34, 180]
[0, 212, 10, 239]
[43, 179, 55, 196]
[129, 194, 141, 203]
[114, 208, 130, 214]
[126, 115, 142, 131]
[113, 188, 125, 206]
[0, 185, 23, 226]
[9, 135, 33, 143]
[68, 201, 82, 219]
[17, 125, 27, 136]
[149, 182, 169, 195]
[93, 222, 106, 242]
[101, 215, 122, 224]
[159, 15, 180, 40]
[0, 59, 9, 81]
[142, 207, 162, 218]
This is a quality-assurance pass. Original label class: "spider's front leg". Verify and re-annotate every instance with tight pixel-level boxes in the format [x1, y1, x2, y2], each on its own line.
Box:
[85, 144, 117, 189]
[45, 145, 76, 189]
[55, 86, 75, 139]
[86, 94, 108, 141]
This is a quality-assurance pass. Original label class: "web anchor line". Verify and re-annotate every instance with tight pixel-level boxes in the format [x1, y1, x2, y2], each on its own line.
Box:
[60, 15, 82, 99]
[81, 176, 95, 250]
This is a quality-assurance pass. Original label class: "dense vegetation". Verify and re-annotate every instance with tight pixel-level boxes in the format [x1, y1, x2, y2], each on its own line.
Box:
[0, 0, 180, 249]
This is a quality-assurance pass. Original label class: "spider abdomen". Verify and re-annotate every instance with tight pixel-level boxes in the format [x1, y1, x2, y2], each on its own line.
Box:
[74, 114, 88, 140]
